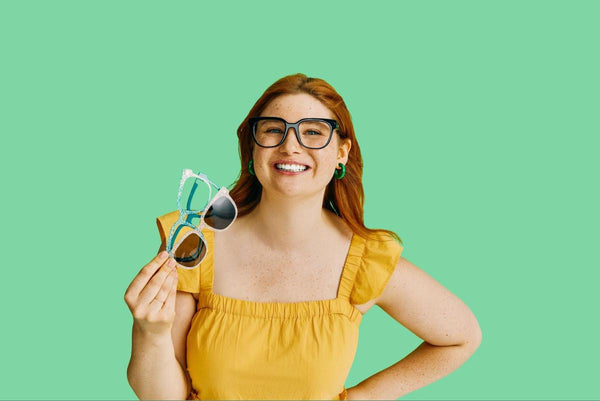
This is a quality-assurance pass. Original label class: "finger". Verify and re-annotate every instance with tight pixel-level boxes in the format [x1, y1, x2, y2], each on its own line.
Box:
[137, 258, 177, 306]
[125, 251, 169, 300]
[137, 257, 175, 303]
[148, 272, 176, 315]
[154, 269, 177, 304]
[162, 272, 178, 312]
[146, 297, 166, 315]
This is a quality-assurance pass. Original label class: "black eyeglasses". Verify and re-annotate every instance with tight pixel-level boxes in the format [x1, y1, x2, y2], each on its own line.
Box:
[249, 116, 340, 150]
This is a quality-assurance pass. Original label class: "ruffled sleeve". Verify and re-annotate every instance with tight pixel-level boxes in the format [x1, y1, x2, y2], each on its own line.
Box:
[349, 233, 403, 305]
[156, 210, 201, 294]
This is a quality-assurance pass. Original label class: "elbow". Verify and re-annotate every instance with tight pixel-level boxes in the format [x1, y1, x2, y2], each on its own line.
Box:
[463, 318, 482, 351]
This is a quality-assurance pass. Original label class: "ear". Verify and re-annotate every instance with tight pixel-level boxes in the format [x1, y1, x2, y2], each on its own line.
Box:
[337, 138, 352, 165]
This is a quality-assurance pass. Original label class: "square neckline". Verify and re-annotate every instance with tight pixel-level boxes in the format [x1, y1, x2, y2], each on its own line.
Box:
[205, 228, 361, 307]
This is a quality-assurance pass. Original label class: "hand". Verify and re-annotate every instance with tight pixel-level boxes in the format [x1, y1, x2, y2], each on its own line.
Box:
[124, 251, 179, 336]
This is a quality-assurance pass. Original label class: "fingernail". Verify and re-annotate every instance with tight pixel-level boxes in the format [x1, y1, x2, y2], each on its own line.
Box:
[158, 251, 168, 260]
[167, 258, 177, 268]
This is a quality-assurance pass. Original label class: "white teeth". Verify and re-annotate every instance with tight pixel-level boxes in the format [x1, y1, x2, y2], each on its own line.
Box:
[276, 163, 307, 172]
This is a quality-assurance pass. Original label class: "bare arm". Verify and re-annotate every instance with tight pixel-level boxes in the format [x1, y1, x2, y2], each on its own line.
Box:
[125, 249, 197, 400]
[348, 256, 482, 400]
[127, 322, 190, 400]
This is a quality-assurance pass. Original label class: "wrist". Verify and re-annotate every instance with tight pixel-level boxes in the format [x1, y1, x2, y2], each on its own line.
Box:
[132, 321, 172, 344]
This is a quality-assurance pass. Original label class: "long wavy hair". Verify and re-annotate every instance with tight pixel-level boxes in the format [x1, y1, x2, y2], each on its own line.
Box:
[228, 73, 403, 245]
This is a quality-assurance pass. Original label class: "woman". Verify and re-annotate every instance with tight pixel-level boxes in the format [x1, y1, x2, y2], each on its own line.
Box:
[124, 73, 482, 400]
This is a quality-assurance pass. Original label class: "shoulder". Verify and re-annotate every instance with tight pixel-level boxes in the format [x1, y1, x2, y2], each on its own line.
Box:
[349, 231, 404, 306]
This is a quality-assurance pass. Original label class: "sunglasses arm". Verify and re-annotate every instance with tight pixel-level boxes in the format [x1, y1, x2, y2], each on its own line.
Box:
[196, 172, 222, 192]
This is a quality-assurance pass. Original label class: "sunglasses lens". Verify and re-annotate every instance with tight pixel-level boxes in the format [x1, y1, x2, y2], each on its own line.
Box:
[173, 231, 207, 268]
[182, 177, 209, 211]
[204, 195, 236, 230]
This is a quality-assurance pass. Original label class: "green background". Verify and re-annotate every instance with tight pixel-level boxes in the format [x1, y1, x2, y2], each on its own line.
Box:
[1, 0, 598, 399]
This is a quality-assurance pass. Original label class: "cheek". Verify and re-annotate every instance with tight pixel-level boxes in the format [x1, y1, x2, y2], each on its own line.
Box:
[321, 152, 339, 166]
[314, 155, 338, 176]
[253, 151, 272, 172]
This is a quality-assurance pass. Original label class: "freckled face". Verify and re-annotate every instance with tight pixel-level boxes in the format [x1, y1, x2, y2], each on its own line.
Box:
[251, 93, 348, 198]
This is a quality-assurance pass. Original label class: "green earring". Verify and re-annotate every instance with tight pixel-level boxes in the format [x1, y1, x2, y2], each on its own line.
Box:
[333, 162, 346, 179]
[248, 159, 255, 176]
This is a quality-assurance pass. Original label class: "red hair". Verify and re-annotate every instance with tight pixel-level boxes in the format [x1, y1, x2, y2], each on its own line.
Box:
[228, 73, 403, 245]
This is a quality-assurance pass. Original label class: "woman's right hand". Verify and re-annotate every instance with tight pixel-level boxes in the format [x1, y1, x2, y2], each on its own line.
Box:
[124, 251, 179, 336]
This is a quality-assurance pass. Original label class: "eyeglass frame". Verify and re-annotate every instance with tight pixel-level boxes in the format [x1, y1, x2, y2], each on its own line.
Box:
[249, 116, 341, 150]
[166, 169, 238, 267]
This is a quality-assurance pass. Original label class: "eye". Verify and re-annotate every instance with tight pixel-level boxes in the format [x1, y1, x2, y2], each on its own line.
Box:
[304, 130, 324, 136]
[258, 124, 283, 134]
[301, 120, 329, 136]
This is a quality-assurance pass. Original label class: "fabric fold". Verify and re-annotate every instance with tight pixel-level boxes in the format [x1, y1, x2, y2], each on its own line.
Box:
[197, 291, 361, 321]
[349, 232, 403, 305]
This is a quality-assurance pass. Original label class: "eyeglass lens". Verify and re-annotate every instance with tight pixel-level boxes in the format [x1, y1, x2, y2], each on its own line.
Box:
[254, 119, 332, 148]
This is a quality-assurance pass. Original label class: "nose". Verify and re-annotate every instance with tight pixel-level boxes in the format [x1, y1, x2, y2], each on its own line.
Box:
[279, 126, 302, 153]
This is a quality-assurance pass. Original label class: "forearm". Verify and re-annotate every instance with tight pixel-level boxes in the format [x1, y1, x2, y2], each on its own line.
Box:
[127, 322, 190, 400]
[349, 340, 479, 400]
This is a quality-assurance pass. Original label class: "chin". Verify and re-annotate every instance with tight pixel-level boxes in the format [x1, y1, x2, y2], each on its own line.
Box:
[266, 182, 328, 200]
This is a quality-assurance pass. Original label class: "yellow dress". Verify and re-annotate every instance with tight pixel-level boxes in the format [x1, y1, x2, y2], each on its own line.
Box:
[156, 211, 403, 400]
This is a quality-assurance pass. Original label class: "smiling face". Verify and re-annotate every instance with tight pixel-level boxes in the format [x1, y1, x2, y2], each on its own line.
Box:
[251, 93, 351, 200]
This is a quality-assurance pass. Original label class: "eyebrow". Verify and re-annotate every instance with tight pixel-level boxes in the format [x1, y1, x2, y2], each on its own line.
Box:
[258, 116, 333, 122]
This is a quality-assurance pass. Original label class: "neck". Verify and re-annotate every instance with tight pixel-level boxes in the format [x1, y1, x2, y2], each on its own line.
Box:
[246, 189, 331, 251]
